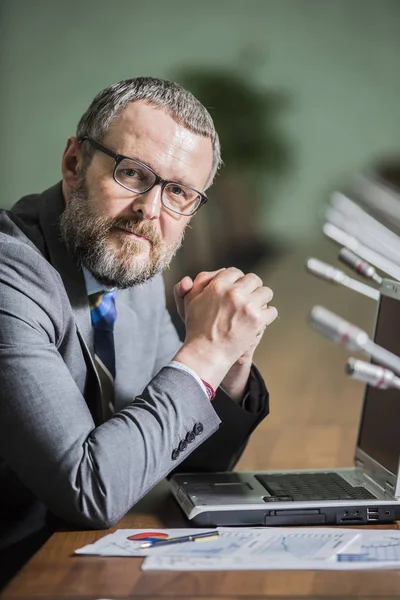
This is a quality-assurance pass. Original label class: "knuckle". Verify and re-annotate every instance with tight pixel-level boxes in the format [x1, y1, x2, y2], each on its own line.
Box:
[228, 288, 243, 305]
[195, 271, 209, 282]
[212, 279, 225, 295]
[226, 266, 244, 277]
[248, 272, 263, 286]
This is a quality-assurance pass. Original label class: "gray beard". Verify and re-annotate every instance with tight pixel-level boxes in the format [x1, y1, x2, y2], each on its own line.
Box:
[59, 174, 184, 289]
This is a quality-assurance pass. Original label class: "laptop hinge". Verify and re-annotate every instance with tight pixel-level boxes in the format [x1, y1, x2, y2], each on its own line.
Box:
[355, 458, 364, 469]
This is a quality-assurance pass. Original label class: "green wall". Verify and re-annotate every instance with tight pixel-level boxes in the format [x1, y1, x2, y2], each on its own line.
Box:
[1, 0, 399, 241]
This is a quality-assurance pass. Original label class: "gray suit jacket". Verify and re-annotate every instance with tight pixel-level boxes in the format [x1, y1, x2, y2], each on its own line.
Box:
[0, 183, 268, 553]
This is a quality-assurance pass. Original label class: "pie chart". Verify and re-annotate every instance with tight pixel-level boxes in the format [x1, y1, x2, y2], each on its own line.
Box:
[127, 531, 169, 542]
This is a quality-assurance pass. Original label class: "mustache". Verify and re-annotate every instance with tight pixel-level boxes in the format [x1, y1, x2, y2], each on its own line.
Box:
[110, 217, 161, 244]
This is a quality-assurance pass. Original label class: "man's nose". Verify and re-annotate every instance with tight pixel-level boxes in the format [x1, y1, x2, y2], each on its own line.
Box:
[131, 185, 162, 220]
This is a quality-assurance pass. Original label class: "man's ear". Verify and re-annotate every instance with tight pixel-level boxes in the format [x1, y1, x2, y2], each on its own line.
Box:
[61, 137, 84, 195]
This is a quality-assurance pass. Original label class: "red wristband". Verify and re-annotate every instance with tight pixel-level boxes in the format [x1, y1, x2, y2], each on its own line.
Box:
[201, 379, 216, 400]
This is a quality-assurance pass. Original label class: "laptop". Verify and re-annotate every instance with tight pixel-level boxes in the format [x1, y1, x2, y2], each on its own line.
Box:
[170, 279, 400, 527]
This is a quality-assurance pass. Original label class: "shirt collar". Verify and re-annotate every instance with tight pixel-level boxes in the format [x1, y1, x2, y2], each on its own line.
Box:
[83, 267, 115, 296]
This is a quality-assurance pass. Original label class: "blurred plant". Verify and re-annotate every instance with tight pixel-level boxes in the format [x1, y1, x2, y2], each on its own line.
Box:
[165, 62, 292, 283]
[175, 66, 291, 192]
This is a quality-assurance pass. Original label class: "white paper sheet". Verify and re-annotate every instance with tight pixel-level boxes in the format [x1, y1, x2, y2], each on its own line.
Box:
[337, 530, 400, 564]
[75, 527, 400, 570]
[142, 529, 400, 571]
[75, 527, 357, 561]
[141, 553, 400, 571]
[75, 528, 214, 557]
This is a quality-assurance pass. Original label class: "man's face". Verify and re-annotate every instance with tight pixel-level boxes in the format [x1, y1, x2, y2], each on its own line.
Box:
[60, 101, 213, 289]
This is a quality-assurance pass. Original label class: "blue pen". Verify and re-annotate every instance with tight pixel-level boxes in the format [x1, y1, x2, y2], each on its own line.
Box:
[138, 530, 219, 549]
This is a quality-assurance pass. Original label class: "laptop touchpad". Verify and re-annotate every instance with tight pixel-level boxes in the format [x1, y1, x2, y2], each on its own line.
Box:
[187, 481, 257, 505]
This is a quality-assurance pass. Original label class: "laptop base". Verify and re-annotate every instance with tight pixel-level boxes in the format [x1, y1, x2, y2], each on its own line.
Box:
[170, 469, 400, 527]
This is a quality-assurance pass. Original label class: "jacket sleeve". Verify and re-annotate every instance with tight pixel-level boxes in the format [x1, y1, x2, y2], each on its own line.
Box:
[0, 239, 221, 530]
[151, 279, 270, 474]
[172, 365, 269, 474]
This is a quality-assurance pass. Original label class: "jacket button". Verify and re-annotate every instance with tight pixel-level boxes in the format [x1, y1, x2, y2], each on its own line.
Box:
[178, 440, 188, 452]
[171, 448, 180, 460]
[193, 422, 203, 436]
[186, 430, 196, 444]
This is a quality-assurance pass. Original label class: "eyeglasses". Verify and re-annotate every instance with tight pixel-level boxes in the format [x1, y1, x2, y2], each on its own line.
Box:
[79, 136, 208, 216]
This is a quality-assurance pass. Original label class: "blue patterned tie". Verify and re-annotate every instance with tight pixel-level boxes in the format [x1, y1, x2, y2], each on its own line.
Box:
[89, 291, 117, 418]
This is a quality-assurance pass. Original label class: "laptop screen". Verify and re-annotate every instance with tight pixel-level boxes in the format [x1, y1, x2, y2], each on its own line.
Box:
[357, 293, 400, 475]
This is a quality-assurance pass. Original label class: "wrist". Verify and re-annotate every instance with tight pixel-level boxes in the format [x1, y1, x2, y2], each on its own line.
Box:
[173, 342, 232, 391]
[221, 360, 252, 403]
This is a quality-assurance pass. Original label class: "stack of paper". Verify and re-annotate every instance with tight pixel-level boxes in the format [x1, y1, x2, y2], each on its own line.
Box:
[75, 527, 400, 571]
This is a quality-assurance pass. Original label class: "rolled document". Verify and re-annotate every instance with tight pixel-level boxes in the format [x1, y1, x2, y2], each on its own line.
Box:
[330, 192, 400, 259]
[308, 305, 400, 376]
[338, 248, 383, 285]
[306, 258, 379, 300]
[323, 223, 400, 282]
[346, 358, 400, 390]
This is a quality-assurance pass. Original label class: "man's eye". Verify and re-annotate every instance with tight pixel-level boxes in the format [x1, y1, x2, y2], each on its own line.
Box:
[121, 169, 139, 178]
[170, 185, 186, 197]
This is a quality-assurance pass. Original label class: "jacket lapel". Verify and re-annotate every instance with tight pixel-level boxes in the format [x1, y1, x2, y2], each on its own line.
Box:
[36, 183, 103, 418]
[37, 184, 93, 349]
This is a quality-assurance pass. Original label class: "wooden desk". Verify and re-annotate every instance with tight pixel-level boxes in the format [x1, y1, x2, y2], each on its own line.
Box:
[2, 481, 400, 600]
[2, 239, 400, 599]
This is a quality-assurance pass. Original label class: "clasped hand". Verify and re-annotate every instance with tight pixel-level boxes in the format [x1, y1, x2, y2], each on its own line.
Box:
[173, 268, 278, 401]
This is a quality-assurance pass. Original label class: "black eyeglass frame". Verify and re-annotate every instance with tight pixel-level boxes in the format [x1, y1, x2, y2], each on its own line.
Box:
[79, 136, 208, 216]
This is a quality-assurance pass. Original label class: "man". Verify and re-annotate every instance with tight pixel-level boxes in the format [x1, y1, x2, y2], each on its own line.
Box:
[0, 77, 277, 579]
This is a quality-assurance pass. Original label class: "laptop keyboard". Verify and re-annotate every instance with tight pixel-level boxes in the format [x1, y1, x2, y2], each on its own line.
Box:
[256, 472, 377, 501]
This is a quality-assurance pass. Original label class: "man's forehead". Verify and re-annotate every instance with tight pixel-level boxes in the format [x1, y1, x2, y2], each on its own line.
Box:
[112, 101, 175, 138]
[104, 101, 213, 187]
[107, 102, 208, 150]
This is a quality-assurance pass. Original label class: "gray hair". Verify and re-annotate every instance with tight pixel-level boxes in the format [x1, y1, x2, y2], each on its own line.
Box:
[76, 76, 221, 187]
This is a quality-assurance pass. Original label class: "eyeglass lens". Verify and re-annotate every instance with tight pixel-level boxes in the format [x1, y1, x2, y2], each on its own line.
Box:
[115, 158, 201, 215]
